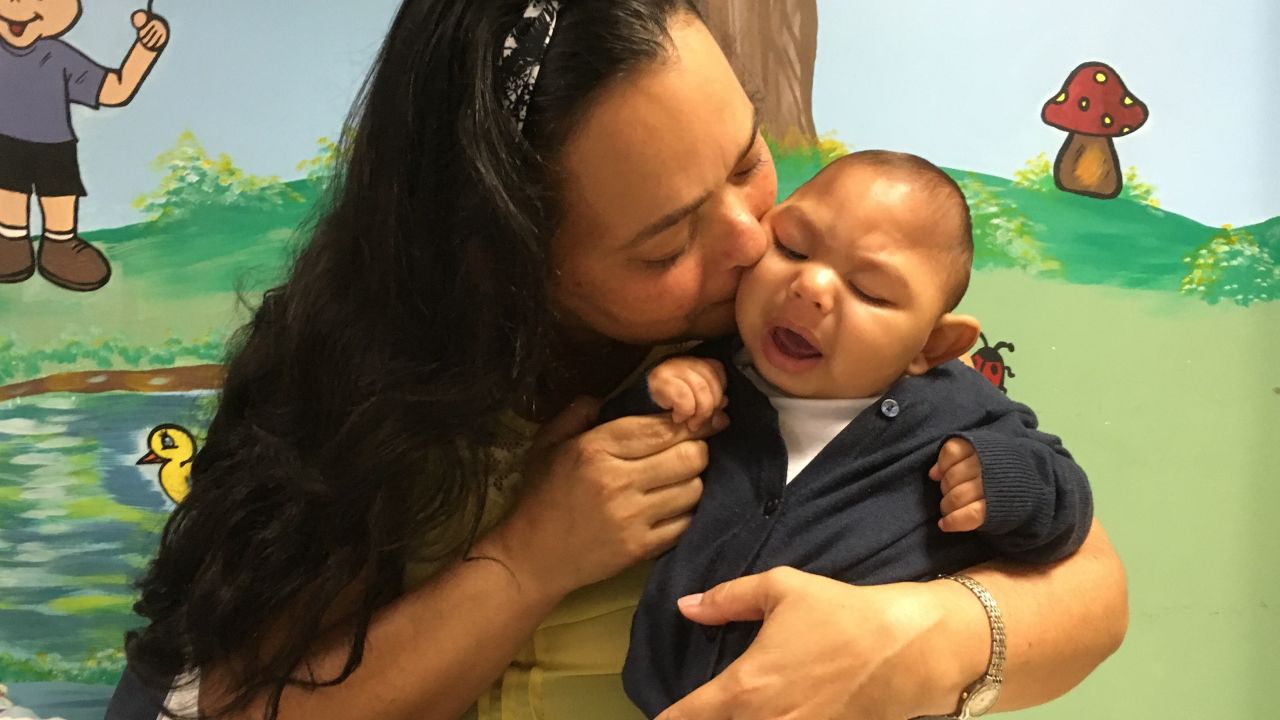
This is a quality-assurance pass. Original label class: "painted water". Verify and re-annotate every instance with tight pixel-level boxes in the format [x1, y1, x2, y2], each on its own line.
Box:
[0, 391, 210, 683]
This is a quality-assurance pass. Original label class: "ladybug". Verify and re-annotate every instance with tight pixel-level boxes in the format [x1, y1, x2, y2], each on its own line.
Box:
[970, 333, 1015, 393]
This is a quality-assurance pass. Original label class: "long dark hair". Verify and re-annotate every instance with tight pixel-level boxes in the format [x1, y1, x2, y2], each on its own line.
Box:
[124, 1, 699, 717]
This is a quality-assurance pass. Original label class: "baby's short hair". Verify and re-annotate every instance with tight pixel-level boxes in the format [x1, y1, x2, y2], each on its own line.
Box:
[824, 150, 973, 310]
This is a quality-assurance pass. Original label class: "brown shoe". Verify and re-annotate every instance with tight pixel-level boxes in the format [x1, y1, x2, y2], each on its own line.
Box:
[0, 235, 35, 283]
[37, 235, 112, 292]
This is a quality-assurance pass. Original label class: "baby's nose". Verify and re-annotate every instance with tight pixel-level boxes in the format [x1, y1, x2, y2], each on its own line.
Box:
[791, 267, 837, 312]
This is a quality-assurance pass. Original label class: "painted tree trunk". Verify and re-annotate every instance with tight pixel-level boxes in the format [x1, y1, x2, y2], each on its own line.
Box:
[0, 364, 223, 402]
[1053, 133, 1122, 199]
[697, 0, 819, 147]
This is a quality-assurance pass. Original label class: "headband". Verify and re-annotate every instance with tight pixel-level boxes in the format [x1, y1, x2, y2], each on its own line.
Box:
[500, 0, 562, 132]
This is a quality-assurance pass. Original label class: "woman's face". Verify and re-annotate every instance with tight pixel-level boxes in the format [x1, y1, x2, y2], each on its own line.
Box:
[552, 13, 778, 346]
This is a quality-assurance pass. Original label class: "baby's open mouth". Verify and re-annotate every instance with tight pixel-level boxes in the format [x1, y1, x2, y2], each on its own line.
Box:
[771, 326, 822, 360]
[3, 14, 39, 38]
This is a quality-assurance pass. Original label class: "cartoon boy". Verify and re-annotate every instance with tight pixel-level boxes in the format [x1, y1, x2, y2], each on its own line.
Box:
[0, 1, 169, 292]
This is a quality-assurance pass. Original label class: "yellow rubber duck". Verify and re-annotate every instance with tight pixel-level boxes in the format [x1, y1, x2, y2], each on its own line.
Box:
[137, 424, 196, 504]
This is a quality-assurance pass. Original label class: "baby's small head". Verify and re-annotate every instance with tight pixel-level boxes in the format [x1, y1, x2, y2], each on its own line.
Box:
[735, 150, 981, 398]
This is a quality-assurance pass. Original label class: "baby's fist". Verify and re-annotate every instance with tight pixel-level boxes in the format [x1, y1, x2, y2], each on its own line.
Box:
[647, 357, 727, 431]
[929, 437, 986, 532]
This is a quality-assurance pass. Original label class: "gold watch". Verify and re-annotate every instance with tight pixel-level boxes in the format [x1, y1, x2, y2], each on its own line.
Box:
[941, 574, 1005, 719]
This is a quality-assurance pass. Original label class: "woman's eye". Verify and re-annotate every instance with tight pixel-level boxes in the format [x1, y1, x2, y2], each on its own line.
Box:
[645, 217, 699, 269]
[773, 237, 806, 261]
[732, 153, 765, 181]
[645, 245, 689, 269]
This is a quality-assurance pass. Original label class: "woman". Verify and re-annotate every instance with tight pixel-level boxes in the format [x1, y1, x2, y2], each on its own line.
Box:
[114, 1, 1127, 718]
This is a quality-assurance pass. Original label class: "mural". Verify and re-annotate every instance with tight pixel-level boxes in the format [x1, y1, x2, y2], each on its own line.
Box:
[1041, 61, 1149, 199]
[0, 0, 170, 293]
[0, 1, 1275, 719]
[134, 424, 193, 505]
[969, 334, 1016, 394]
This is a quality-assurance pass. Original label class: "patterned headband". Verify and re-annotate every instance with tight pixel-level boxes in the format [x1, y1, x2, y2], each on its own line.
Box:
[500, 0, 562, 132]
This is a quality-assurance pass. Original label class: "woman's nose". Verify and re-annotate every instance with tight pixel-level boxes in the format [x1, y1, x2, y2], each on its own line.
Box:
[791, 266, 837, 313]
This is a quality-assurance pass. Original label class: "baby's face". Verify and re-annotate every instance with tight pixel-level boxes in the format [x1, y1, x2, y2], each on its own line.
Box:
[0, 0, 81, 49]
[735, 162, 956, 398]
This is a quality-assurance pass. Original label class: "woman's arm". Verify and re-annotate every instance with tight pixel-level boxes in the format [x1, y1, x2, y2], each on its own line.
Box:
[657, 517, 1127, 719]
[201, 405, 721, 720]
[202, 529, 566, 720]
[952, 517, 1129, 711]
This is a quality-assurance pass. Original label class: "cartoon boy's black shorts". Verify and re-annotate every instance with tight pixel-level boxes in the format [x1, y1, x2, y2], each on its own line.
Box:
[0, 133, 88, 197]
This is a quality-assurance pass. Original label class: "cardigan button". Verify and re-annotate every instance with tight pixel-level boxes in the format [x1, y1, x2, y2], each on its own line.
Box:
[880, 398, 900, 418]
[763, 497, 781, 517]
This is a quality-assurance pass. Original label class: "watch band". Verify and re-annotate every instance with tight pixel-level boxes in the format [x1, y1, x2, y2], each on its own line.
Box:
[941, 574, 1005, 718]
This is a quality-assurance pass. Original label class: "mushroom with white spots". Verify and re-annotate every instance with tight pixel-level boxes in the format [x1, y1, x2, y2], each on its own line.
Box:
[1041, 61, 1149, 199]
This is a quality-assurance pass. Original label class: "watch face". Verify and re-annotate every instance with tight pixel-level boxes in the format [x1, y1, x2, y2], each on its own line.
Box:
[967, 684, 1000, 716]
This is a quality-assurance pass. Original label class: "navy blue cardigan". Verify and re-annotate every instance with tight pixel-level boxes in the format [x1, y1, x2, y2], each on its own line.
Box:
[599, 338, 1093, 718]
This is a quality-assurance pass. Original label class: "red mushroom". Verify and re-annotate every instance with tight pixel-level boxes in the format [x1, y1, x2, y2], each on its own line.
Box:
[1042, 62, 1148, 199]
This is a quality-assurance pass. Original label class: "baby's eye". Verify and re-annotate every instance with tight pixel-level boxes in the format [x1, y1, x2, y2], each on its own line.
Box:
[773, 238, 806, 261]
[847, 281, 891, 307]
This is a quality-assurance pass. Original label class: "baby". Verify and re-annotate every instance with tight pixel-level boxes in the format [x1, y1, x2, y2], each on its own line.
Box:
[603, 150, 1094, 717]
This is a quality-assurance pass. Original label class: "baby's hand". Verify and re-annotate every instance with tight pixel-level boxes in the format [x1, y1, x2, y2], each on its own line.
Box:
[647, 357, 728, 431]
[929, 438, 986, 532]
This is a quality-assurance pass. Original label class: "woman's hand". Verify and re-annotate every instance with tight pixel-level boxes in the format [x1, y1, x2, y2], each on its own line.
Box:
[492, 397, 729, 600]
[660, 520, 1127, 719]
[656, 568, 975, 720]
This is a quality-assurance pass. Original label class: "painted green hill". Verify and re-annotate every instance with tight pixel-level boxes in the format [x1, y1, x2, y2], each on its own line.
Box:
[1, 147, 1275, 386]
[950, 169, 1277, 295]
[89, 178, 318, 298]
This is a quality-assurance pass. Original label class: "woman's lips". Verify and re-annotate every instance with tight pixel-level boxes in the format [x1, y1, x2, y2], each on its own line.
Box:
[760, 323, 823, 374]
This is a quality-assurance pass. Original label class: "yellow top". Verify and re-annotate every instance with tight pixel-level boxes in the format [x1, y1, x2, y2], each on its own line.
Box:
[404, 346, 689, 719]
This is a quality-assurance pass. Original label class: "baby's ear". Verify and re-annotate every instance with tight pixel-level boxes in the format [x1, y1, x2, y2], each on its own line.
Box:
[906, 314, 981, 376]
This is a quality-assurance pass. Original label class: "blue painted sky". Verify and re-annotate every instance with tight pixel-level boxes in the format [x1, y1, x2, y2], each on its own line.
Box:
[67, 0, 403, 231]
[63, 0, 1278, 230]
[812, 0, 1280, 227]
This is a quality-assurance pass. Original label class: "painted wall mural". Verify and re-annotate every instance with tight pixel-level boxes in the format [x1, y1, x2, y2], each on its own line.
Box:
[1041, 61, 1149, 200]
[1, 2, 1276, 719]
[0, 0, 170, 293]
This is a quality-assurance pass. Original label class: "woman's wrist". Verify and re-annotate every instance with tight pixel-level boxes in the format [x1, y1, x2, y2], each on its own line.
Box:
[471, 520, 571, 610]
[906, 577, 995, 716]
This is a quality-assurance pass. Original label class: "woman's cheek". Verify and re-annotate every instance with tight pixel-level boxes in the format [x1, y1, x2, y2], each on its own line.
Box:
[750, 161, 780, 218]
[661, 261, 706, 314]
[610, 265, 696, 327]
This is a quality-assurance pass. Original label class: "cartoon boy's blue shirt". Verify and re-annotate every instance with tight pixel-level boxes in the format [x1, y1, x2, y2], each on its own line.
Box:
[0, 38, 108, 143]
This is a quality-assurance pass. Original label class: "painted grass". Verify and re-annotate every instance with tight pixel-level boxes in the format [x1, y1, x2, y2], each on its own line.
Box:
[0, 648, 125, 685]
[956, 270, 1279, 719]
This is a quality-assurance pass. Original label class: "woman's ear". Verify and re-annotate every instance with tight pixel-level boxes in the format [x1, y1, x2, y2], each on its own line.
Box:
[905, 314, 982, 376]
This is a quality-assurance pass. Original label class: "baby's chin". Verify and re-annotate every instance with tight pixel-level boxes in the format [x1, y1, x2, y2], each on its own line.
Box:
[752, 349, 887, 399]
[743, 342, 812, 394]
